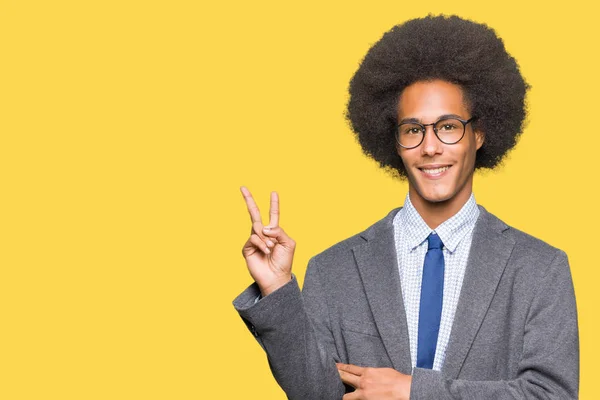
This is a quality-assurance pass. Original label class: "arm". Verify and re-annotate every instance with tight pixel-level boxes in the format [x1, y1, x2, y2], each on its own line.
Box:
[234, 259, 346, 399]
[410, 250, 579, 400]
[233, 187, 346, 399]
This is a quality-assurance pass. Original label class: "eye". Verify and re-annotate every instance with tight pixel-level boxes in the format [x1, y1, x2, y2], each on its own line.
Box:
[400, 124, 423, 135]
[437, 119, 460, 131]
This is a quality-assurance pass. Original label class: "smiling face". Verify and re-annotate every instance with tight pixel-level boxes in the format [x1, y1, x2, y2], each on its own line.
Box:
[397, 80, 484, 217]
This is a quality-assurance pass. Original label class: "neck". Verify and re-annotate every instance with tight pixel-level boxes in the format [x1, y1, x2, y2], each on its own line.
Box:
[408, 181, 474, 230]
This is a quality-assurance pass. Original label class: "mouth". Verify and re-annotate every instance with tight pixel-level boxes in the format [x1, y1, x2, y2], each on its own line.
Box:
[418, 165, 451, 178]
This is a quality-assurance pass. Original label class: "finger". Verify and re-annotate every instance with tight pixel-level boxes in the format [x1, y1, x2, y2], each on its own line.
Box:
[252, 221, 272, 243]
[268, 191, 279, 228]
[342, 392, 361, 400]
[262, 226, 295, 248]
[249, 234, 271, 255]
[240, 186, 263, 224]
[242, 237, 259, 257]
[338, 369, 361, 389]
[242, 235, 265, 257]
[251, 223, 276, 248]
[336, 363, 365, 376]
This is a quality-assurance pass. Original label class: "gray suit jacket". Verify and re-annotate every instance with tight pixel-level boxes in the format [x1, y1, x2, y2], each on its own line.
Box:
[233, 206, 579, 399]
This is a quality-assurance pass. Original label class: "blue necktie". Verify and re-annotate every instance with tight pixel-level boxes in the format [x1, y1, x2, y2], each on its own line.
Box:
[416, 232, 444, 369]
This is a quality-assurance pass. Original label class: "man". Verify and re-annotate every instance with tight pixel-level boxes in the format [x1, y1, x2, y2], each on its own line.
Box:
[233, 15, 579, 400]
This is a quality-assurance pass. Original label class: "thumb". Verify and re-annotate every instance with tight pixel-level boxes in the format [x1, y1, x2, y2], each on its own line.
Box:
[262, 226, 295, 248]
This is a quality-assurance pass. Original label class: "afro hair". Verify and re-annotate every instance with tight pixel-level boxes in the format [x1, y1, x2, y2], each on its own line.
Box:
[346, 14, 530, 179]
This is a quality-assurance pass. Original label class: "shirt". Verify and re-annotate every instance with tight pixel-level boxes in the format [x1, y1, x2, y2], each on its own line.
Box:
[393, 193, 479, 371]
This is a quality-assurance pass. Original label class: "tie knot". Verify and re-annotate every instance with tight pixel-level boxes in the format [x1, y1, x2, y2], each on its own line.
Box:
[427, 233, 443, 250]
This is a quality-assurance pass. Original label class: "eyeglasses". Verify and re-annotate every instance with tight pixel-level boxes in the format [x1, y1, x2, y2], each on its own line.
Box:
[396, 116, 477, 149]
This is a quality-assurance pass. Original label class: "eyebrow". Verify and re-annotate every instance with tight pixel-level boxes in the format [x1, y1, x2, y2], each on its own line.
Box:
[398, 114, 464, 124]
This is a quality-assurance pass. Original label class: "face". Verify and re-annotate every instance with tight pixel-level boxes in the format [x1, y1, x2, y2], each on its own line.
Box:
[397, 80, 484, 209]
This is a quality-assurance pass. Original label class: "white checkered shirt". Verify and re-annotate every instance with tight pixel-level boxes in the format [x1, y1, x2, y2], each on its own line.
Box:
[393, 193, 479, 371]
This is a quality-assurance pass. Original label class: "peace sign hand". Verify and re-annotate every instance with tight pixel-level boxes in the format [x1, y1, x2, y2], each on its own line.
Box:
[240, 186, 295, 297]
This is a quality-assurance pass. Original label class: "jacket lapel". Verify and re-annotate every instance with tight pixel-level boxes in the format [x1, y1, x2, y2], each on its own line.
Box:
[352, 208, 413, 374]
[442, 206, 515, 378]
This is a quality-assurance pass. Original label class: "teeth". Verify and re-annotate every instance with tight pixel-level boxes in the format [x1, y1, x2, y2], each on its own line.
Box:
[422, 166, 449, 175]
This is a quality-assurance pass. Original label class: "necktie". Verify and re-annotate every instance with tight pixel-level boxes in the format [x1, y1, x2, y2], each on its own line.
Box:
[416, 232, 444, 369]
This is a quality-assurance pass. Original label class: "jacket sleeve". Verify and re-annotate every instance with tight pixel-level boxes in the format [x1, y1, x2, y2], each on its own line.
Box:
[233, 257, 346, 400]
[410, 250, 579, 400]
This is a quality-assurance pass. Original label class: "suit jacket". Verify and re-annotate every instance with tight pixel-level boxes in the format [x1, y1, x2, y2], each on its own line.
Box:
[233, 206, 579, 399]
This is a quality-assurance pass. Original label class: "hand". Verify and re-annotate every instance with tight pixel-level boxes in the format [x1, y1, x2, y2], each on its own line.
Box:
[337, 363, 412, 400]
[240, 186, 295, 297]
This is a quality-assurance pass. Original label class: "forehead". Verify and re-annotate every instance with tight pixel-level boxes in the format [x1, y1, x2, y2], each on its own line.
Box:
[397, 80, 469, 121]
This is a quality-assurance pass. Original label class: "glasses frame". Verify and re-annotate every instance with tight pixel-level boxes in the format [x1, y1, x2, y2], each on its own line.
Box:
[395, 116, 477, 149]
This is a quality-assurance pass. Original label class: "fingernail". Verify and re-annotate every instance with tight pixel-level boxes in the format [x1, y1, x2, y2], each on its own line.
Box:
[267, 240, 274, 247]
[263, 226, 271, 231]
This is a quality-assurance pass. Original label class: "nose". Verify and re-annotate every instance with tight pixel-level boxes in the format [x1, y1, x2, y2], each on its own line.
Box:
[421, 125, 443, 156]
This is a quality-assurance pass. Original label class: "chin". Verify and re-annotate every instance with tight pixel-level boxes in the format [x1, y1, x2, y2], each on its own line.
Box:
[423, 193, 454, 204]
[415, 185, 456, 204]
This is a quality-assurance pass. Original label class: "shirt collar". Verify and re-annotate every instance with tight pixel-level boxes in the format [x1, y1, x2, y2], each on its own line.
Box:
[396, 192, 480, 253]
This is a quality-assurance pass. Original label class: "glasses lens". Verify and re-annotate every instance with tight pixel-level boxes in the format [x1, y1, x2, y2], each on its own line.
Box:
[434, 118, 465, 144]
[397, 123, 423, 148]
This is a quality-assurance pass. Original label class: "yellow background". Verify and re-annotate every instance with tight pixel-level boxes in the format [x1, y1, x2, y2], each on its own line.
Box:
[1, 0, 597, 398]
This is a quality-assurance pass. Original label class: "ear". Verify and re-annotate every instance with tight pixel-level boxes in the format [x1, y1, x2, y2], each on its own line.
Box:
[475, 130, 485, 150]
